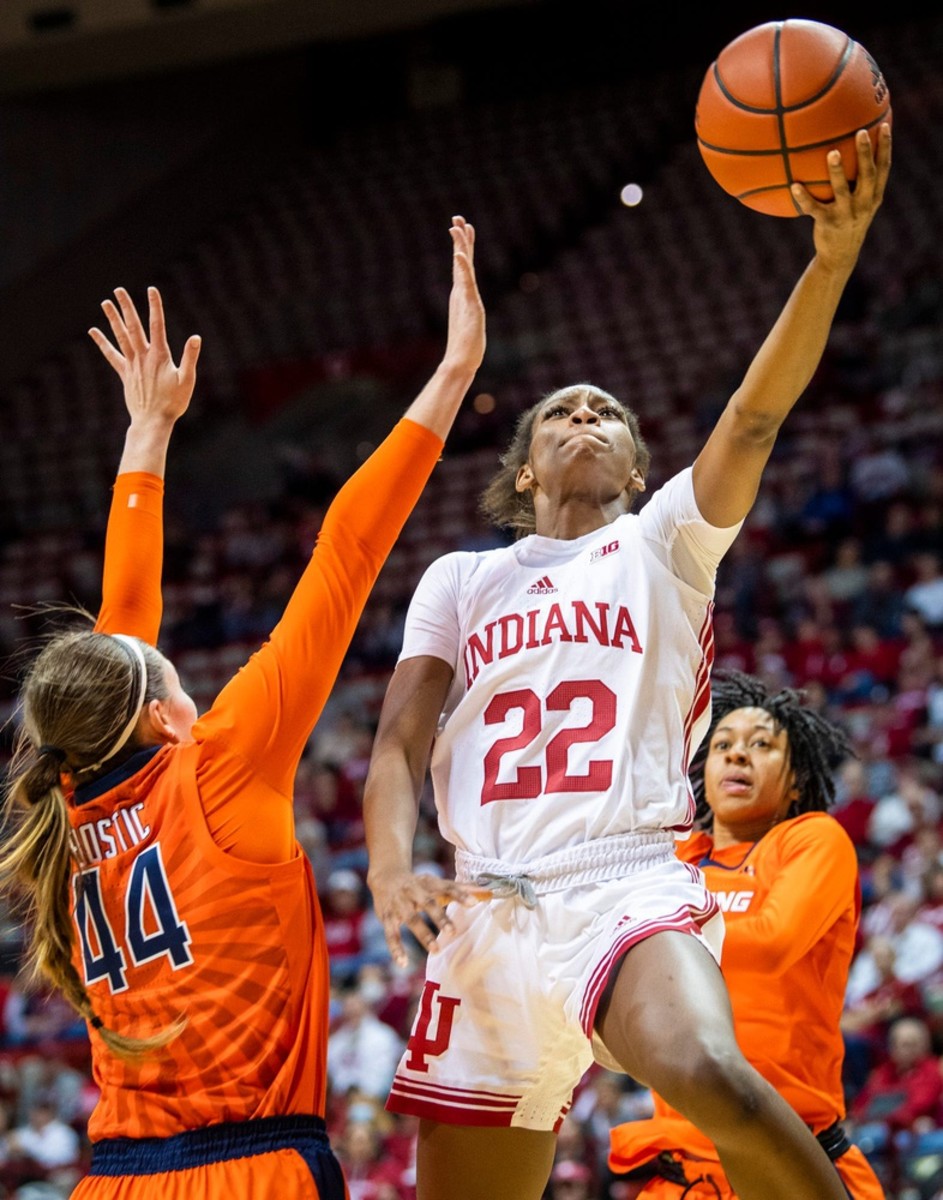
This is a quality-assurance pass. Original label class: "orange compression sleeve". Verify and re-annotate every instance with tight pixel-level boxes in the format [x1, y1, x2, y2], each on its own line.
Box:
[719, 819, 857, 976]
[94, 472, 164, 644]
[195, 418, 443, 803]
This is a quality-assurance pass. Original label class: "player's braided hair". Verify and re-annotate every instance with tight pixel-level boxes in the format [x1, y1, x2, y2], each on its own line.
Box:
[479, 384, 650, 537]
[689, 669, 854, 826]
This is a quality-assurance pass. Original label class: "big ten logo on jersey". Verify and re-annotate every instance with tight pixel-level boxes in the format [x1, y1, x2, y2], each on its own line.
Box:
[73, 843, 194, 993]
[589, 539, 619, 564]
[715, 889, 755, 914]
[405, 981, 461, 1072]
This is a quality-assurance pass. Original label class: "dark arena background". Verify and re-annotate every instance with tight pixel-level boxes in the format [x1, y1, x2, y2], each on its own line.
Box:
[0, 0, 940, 1196]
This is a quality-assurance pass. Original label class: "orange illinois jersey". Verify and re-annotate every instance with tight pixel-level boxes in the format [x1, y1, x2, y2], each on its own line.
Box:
[682, 811, 860, 1129]
[610, 811, 862, 1179]
[69, 742, 328, 1141]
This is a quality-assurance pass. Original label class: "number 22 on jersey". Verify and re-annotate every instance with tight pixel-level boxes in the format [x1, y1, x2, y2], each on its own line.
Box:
[482, 679, 616, 804]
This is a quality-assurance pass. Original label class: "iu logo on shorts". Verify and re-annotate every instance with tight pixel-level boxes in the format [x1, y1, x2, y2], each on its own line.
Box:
[405, 981, 461, 1072]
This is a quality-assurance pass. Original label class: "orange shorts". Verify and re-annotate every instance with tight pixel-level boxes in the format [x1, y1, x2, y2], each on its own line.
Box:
[71, 1115, 347, 1200]
[634, 1143, 884, 1200]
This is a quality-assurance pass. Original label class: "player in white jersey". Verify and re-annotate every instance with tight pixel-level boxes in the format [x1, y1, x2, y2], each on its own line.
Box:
[363, 127, 891, 1200]
[403, 466, 727, 860]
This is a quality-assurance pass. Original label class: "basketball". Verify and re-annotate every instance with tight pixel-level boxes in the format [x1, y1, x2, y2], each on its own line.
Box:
[695, 19, 891, 217]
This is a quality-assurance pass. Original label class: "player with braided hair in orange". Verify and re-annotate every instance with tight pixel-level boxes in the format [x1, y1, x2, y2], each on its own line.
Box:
[0, 215, 485, 1199]
[609, 669, 885, 1199]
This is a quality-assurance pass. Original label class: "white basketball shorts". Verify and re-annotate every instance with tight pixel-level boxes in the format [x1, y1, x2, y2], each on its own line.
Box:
[386, 830, 724, 1131]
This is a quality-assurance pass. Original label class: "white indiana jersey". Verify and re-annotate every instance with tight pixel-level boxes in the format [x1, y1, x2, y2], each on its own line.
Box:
[399, 467, 742, 863]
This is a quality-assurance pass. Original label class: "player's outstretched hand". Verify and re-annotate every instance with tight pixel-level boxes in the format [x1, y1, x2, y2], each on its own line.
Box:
[792, 123, 891, 273]
[442, 215, 486, 378]
[369, 867, 488, 969]
[89, 286, 202, 428]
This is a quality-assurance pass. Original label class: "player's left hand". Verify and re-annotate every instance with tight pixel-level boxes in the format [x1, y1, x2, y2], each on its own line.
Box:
[792, 123, 891, 272]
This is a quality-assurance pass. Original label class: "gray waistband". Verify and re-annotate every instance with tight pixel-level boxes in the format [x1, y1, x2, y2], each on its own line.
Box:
[455, 829, 675, 898]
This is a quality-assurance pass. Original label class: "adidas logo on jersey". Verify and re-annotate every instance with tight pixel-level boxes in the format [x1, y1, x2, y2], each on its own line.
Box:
[527, 575, 558, 594]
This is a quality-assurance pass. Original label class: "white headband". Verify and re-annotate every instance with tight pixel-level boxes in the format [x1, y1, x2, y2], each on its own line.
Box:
[80, 634, 150, 776]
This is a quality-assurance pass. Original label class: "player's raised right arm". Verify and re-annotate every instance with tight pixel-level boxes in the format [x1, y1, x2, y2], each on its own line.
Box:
[691, 124, 890, 531]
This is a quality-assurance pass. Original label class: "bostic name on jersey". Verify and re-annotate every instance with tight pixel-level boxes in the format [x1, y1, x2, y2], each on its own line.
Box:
[71, 801, 151, 864]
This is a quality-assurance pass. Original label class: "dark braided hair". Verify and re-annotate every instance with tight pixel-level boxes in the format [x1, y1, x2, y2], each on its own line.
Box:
[689, 669, 854, 828]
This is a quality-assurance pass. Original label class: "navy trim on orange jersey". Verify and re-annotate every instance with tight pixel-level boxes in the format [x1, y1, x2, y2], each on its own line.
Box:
[89, 1114, 344, 1197]
[697, 837, 767, 872]
[73, 745, 163, 807]
[698, 848, 756, 871]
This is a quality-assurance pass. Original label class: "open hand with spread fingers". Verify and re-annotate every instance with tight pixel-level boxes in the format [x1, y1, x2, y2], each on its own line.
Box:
[369, 866, 489, 970]
[89, 286, 202, 429]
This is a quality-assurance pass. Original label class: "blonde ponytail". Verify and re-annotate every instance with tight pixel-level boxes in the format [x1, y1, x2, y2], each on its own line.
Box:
[1, 628, 186, 1060]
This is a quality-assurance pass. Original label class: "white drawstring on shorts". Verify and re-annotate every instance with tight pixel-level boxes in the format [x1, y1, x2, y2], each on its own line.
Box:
[475, 872, 538, 909]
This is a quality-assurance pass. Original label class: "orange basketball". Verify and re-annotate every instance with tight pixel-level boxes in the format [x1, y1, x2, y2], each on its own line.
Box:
[695, 19, 891, 217]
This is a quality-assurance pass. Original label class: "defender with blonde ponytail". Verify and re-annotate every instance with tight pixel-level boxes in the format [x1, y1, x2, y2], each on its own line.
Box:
[1, 628, 180, 1059]
[3, 220, 484, 1200]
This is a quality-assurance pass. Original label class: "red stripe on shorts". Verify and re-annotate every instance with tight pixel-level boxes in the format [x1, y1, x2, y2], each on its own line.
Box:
[578, 898, 719, 1037]
[387, 1076, 522, 1127]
